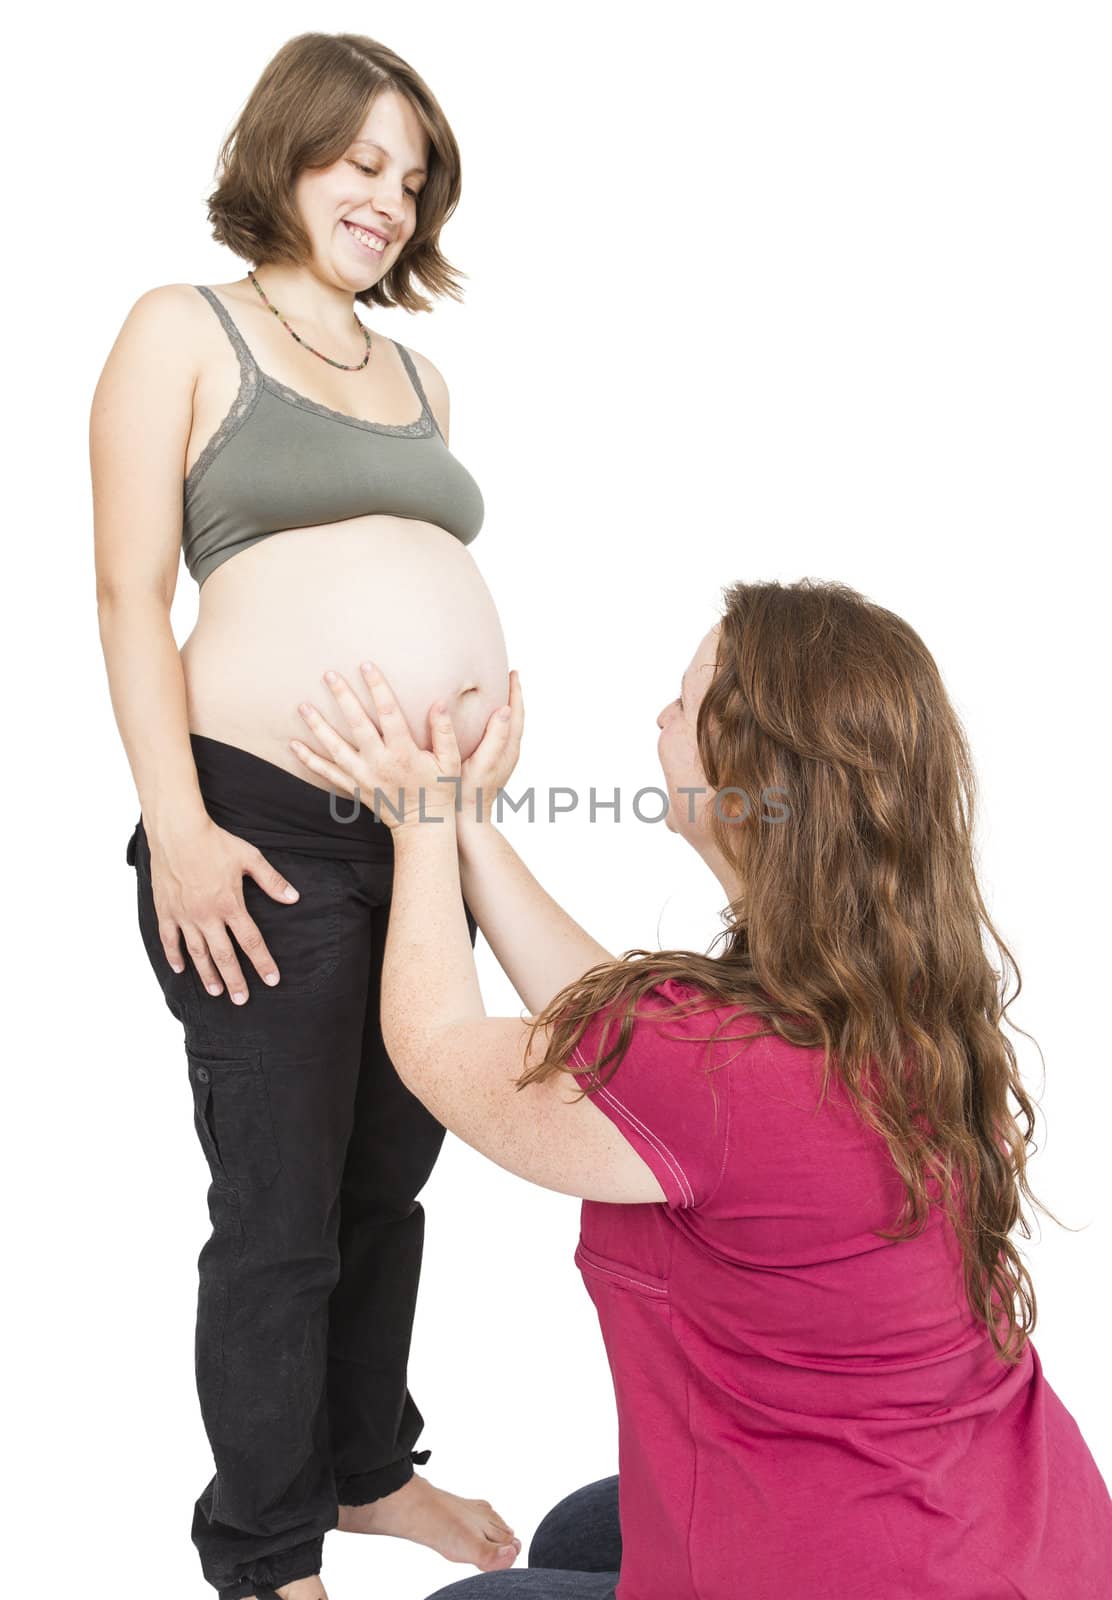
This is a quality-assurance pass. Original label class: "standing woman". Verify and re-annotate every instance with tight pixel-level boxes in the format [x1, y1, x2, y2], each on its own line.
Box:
[92, 33, 519, 1600]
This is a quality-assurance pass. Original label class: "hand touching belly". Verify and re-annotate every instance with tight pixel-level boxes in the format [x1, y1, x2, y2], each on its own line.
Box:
[179, 516, 510, 786]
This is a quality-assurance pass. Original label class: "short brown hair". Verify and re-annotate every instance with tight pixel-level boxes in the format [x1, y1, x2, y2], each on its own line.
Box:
[206, 32, 466, 312]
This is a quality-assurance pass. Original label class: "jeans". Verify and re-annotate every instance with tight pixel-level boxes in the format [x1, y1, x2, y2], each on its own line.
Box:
[426, 1475, 621, 1598]
[126, 734, 478, 1598]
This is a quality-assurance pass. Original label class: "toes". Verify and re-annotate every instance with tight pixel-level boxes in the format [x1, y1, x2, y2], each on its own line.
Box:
[475, 1500, 515, 1539]
[476, 1537, 520, 1572]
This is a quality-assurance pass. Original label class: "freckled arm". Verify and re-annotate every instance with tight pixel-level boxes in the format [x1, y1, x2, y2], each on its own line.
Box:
[454, 813, 615, 1016]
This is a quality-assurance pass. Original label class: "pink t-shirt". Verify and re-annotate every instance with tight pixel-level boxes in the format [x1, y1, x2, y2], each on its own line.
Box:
[569, 977, 1112, 1600]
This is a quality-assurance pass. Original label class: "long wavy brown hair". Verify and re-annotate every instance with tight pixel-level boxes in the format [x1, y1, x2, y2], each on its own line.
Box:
[520, 577, 1077, 1364]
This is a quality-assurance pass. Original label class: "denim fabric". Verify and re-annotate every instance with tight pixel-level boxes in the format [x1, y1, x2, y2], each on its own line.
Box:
[126, 735, 477, 1598]
[425, 1476, 621, 1598]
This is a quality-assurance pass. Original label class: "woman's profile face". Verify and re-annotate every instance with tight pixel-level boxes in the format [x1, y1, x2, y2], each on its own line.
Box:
[292, 88, 430, 288]
[656, 622, 721, 846]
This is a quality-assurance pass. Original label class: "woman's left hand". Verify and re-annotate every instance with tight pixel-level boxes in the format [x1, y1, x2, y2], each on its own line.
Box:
[290, 662, 460, 830]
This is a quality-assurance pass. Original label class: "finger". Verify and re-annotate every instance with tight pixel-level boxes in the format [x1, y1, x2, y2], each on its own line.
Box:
[427, 702, 462, 806]
[157, 916, 187, 975]
[484, 678, 519, 749]
[180, 923, 226, 998]
[242, 846, 301, 904]
[488, 672, 524, 766]
[359, 660, 418, 746]
[297, 699, 358, 769]
[289, 736, 359, 798]
[486, 673, 522, 744]
[508, 669, 525, 738]
[201, 921, 251, 1005]
[430, 699, 461, 759]
[226, 911, 281, 987]
[322, 668, 382, 744]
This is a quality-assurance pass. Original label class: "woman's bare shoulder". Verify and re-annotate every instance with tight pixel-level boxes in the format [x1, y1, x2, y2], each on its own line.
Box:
[104, 282, 214, 387]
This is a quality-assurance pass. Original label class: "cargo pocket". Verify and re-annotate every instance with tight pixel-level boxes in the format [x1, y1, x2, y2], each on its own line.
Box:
[185, 1045, 282, 1192]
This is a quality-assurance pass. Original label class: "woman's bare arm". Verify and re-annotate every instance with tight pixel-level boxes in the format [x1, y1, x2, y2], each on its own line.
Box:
[455, 812, 615, 1015]
[92, 286, 208, 838]
[92, 286, 298, 1000]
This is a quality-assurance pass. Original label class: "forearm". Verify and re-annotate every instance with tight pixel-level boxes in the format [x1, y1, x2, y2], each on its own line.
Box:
[97, 591, 208, 841]
[380, 814, 485, 1069]
[456, 814, 614, 1015]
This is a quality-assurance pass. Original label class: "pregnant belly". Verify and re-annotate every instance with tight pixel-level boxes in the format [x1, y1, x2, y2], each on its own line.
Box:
[180, 515, 509, 793]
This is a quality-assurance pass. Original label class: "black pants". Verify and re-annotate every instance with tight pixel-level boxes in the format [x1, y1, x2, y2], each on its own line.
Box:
[126, 734, 478, 1598]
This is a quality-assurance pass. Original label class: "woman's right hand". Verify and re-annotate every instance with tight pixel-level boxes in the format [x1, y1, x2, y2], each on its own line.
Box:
[459, 668, 524, 823]
[146, 817, 300, 1003]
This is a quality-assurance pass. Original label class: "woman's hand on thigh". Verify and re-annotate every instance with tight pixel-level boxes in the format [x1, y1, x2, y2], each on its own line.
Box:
[147, 817, 300, 1003]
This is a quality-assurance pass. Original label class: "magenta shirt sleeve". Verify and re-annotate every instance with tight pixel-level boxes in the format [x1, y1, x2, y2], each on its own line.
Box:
[567, 976, 732, 1209]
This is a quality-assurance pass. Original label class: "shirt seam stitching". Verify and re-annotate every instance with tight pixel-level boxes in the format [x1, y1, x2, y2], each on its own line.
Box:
[572, 1045, 694, 1205]
[596, 1082, 694, 1206]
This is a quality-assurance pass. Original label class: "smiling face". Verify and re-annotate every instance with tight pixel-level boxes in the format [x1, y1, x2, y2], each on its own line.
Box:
[656, 621, 739, 885]
[292, 89, 429, 290]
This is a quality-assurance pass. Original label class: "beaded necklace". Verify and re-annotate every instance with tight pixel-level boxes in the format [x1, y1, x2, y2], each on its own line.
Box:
[247, 269, 372, 371]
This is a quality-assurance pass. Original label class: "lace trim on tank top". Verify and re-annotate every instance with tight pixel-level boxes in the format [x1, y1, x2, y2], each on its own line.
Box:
[260, 367, 436, 438]
[185, 286, 443, 501]
[261, 339, 440, 439]
[185, 286, 264, 498]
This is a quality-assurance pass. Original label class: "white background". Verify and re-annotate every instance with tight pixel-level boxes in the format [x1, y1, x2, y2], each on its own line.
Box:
[6, 3, 1110, 1596]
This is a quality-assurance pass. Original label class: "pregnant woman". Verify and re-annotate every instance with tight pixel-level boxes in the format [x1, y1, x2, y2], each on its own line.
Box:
[287, 579, 1112, 1600]
[92, 32, 518, 1600]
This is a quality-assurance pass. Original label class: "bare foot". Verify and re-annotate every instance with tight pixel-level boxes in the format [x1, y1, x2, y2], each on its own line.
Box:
[338, 1471, 521, 1572]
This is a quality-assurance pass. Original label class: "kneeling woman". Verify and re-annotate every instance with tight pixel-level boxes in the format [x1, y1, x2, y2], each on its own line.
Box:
[292, 577, 1112, 1600]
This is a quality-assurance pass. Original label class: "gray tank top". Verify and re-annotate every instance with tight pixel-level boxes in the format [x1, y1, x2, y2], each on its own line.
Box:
[182, 285, 485, 587]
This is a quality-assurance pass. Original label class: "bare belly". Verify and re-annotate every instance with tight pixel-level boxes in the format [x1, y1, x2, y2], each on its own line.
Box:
[180, 515, 509, 794]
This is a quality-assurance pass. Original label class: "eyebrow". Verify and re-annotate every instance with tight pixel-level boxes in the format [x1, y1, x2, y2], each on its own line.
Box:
[679, 669, 689, 704]
[351, 139, 428, 178]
